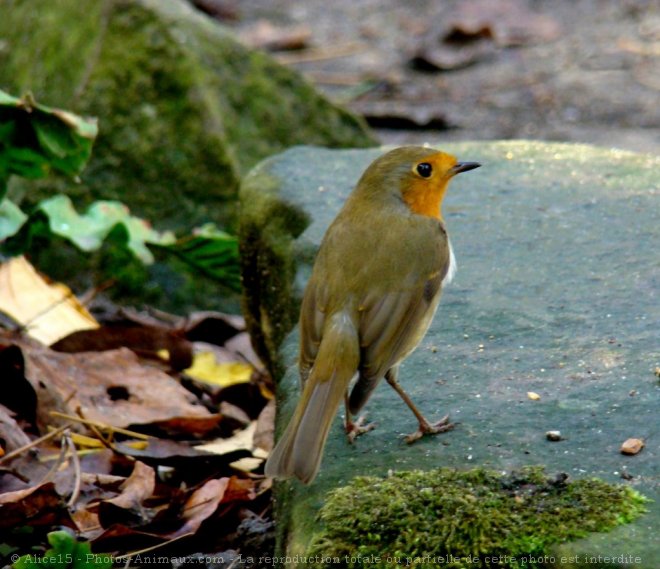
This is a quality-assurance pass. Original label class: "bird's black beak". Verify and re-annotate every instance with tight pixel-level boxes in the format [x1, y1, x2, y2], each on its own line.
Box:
[451, 161, 481, 175]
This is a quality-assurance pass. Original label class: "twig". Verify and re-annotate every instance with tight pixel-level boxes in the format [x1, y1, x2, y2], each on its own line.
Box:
[49, 411, 151, 440]
[0, 423, 73, 464]
[35, 431, 69, 486]
[114, 532, 195, 562]
[65, 432, 82, 508]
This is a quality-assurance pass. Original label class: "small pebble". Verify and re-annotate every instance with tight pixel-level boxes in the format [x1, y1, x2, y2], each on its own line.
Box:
[620, 438, 644, 455]
[546, 430, 562, 441]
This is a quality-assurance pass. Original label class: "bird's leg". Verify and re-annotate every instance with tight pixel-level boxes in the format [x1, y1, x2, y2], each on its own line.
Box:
[385, 368, 455, 444]
[344, 392, 376, 444]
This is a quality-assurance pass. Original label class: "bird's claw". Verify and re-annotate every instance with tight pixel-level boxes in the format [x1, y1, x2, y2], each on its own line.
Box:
[404, 414, 455, 444]
[345, 415, 376, 444]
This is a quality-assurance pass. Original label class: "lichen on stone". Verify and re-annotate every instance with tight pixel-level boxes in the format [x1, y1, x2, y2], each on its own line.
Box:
[307, 467, 648, 568]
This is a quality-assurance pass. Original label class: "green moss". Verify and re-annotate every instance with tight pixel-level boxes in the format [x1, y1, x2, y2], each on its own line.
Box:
[0, 0, 375, 312]
[307, 467, 648, 568]
[239, 167, 310, 374]
[0, 0, 374, 233]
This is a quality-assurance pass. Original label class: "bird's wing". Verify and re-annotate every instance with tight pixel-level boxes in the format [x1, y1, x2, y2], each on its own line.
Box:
[298, 276, 326, 384]
[348, 269, 444, 414]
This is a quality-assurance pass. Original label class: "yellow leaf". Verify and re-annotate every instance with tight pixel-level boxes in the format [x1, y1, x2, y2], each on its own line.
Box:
[0, 256, 98, 345]
[184, 351, 253, 387]
[196, 422, 267, 473]
[527, 391, 541, 401]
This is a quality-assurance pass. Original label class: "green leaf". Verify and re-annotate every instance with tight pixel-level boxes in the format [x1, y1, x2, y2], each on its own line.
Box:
[0, 89, 98, 198]
[12, 530, 112, 569]
[36, 195, 175, 263]
[0, 197, 241, 292]
[0, 198, 28, 240]
[160, 223, 241, 292]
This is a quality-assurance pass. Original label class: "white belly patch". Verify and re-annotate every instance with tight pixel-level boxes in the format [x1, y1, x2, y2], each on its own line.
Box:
[442, 240, 457, 286]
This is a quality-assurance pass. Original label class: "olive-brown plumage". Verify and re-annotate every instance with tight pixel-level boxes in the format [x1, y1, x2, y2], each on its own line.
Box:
[265, 146, 480, 483]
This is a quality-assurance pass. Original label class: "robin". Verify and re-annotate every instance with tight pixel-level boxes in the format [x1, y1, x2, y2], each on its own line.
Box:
[265, 146, 480, 483]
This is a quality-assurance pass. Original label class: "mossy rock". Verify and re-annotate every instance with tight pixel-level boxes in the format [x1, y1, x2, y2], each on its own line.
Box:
[239, 142, 659, 565]
[0, 0, 374, 231]
[0, 0, 374, 310]
[308, 467, 648, 568]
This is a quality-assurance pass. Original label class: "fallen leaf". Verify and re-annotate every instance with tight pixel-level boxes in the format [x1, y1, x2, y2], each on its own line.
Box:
[0, 342, 37, 426]
[184, 311, 244, 344]
[71, 508, 103, 540]
[0, 256, 98, 345]
[527, 392, 541, 401]
[410, 36, 497, 71]
[197, 422, 267, 473]
[167, 478, 229, 538]
[0, 482, 74, 529]
[239, 19, 312, 51]
[113, 438, 252, 485]
[0, 404, 31, 456]
[253, 399, 275, 453]
[188, 0, 239, 22]
[17, 342, 212, 433]
[620, 438, 644, 455]
[144, 414, 224, 438]
[224, 332, 264, 369]
[447, 0, 561, 47]
[52, 325, 193, 370]
[352, 101, 453, 130]
[197, 422, 259, 456]
[97, 461, 156, 527]
[0, 404, 51, 492]
[185, 351, 253, 387]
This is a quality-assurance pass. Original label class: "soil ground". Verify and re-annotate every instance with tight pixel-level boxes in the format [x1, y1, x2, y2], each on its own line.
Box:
[232, 0, 659, 154]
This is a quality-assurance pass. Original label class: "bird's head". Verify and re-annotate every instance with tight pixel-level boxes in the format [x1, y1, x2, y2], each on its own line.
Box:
[356, 146, 480, 220]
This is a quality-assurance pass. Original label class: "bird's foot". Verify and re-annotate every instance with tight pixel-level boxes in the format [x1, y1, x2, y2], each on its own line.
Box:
[345, 415, 376, 444]
[404, 414, 455, 444]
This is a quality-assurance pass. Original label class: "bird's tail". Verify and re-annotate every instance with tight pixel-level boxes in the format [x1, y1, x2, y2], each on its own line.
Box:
[265, 312, 359, 484]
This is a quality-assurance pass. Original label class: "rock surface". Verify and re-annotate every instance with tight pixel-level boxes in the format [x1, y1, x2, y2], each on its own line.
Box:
[0, 0, 374, 231]
[240, 142, 659, 565]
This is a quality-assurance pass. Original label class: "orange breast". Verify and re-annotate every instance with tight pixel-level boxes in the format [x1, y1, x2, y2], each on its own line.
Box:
[402, 178, 449, 220]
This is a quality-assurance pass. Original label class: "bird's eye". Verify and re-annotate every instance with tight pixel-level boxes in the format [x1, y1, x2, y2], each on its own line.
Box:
[416, 162, 432, 178]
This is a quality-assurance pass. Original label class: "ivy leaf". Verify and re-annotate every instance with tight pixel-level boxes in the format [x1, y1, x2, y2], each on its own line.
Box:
[12, 530, 112, 569]
[0, 198, 28, 240]
[159, 223, 241, 292]
[0, 90, 98, 199]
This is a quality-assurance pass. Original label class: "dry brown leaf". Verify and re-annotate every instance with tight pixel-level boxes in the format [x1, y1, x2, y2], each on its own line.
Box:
[18, 342, 211, 432]
[184, 311, 244, 344]
[0, 256, 98, 345]
[71, 508, 103, 540]
[52, 325, 193, 370]
[167, 478, 229, 538]
[410, 37, 497, 71]
[352, 100, 453, 130]
[0, 482, 74, 529]
[224, 332, 263, 369]
[197, 422, 267, 473]
[239, 19, 312, 51]
[97, 461, 156, 527]
[145, 414, 224, 438]
[253, 399, 275, 453]
[221, 476, 257, 505]
[0, 404, 31, 457]
[448, 0, 561, 47]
